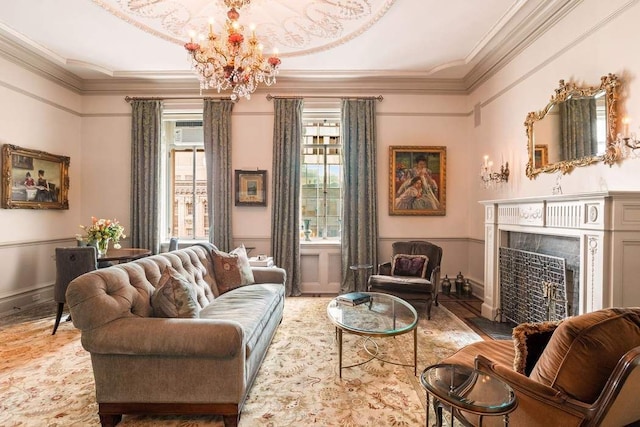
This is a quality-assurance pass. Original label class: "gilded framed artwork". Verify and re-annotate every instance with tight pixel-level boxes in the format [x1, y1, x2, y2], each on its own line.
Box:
[235, 169, 267, 206]
[1, 144, 70, 209]
[389, 146, 446, 216]
[534, 145, 549, 169]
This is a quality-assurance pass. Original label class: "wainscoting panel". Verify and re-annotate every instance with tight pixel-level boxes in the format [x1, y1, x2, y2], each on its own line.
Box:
[0, 238, 74, 316]
[300, 243, 341, 294]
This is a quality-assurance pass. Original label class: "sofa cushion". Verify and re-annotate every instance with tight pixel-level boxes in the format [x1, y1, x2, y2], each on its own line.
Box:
[391, 254, 428, 277]
[199, 283, 283, 357]
[529, 308, 640, 403]
[151, 266, 200, 318]
[212, 245, 255, 295]
[368, 275, 432, 294]
[512, 320, 563, 375]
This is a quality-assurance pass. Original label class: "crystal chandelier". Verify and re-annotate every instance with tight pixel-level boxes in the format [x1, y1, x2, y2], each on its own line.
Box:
[184, 0, 281, 101]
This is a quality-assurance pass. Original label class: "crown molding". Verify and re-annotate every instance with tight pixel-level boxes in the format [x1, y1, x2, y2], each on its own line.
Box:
[464, 0, 581, 91]
[0, 31, 84, 93]
[0, 0, 581, 97]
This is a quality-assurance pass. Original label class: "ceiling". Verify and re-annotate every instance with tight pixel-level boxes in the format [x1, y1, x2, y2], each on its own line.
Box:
[0, 0, 578, 94]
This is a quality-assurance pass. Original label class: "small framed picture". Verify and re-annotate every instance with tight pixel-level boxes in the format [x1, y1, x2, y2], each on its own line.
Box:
[235, 170, 267, 206]
[1, 144, 70, 209]
[534, 145, 548, 169]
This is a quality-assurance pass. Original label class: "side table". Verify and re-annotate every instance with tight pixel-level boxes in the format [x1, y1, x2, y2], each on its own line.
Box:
[420, 363, 517, 427]
[349, 264, 373, 290]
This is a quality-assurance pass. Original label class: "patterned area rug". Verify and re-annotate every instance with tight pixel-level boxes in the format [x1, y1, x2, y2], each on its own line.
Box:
[0, 297, 482, 426]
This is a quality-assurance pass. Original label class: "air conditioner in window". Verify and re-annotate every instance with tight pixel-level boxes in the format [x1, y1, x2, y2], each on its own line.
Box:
[174, 128, 183, 143]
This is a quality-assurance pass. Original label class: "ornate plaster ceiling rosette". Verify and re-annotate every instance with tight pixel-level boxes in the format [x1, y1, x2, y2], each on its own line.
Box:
[92, 0, 396, 57]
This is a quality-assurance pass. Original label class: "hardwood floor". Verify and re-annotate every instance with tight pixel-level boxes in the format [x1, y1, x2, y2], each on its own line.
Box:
[437, 292, 495, 341]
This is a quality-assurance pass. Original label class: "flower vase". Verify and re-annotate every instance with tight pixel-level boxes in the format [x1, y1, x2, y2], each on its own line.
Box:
[303, 219, 311, 242]
[97, 238, 110, 257]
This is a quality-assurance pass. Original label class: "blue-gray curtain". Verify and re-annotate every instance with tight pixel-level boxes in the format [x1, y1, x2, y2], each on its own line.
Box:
[131, 100, 162, 253]
[271, 98, 303, 296]
[559, 98, 598, 160]
[203, 99, 234, 252]
[340, 98, 378, 293]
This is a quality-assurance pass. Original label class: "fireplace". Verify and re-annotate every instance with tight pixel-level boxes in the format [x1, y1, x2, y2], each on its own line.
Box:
[481, 192, 640, 321]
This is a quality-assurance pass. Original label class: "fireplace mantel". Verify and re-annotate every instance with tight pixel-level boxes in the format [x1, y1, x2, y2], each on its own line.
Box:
[481, 191, 640, 320]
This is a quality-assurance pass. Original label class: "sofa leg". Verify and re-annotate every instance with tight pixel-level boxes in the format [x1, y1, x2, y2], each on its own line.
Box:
[99, 414, 122, 427]
[223, 414, 239, 427]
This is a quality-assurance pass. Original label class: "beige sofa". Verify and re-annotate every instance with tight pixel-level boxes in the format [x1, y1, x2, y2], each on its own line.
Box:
[66, 243, 286, 427]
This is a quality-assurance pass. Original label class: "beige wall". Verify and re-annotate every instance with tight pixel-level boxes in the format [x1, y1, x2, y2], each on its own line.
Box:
[465, 0, 640, 285]
[1, 0, 639, 312]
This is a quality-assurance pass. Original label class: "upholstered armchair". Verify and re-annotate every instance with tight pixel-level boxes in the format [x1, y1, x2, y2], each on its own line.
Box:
[439, 307, 640, 426]
[368, 240, 442, 319]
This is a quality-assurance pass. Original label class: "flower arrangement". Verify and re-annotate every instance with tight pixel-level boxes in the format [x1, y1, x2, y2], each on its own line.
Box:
[78, 217, 126, 250]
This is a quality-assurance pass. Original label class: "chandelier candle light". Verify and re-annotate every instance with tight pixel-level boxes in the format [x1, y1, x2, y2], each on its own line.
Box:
[184, 0, 281, 101]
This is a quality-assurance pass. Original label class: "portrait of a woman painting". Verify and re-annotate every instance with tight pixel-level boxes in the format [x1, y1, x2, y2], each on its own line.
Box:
[389, 146, 446, 216]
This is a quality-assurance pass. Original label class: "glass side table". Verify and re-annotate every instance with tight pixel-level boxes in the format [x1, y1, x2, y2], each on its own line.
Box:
[349, 263, 373, 290]
[420, 363, 517, 427]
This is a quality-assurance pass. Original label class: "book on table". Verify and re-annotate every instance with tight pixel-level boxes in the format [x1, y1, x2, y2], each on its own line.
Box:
[248, 256, 274, 267]
[336, 292, 372, 306]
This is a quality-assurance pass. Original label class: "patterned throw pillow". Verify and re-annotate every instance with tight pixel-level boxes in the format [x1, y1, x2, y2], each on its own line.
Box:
[212, 244, 255, 294]
[391, 254, 429, 277]
[151, 266, 200, 318]
[512, 320, 563, 375]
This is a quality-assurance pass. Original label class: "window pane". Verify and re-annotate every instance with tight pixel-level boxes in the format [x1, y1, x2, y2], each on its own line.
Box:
[300, 117, 342, 241]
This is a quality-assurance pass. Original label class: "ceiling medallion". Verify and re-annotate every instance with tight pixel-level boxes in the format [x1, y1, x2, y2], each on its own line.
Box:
[184, 0, 281, 100]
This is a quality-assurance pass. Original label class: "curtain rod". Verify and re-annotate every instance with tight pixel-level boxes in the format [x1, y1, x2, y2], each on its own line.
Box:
[124, 96, 231, 103]
[266, 94, 383, 101]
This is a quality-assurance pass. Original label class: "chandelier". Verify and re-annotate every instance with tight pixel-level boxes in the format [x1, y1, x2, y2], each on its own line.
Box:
[184, 0, 281, 101]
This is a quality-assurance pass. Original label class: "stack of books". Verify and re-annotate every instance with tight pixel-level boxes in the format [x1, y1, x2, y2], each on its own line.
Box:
[336, 292, 372, 306]
[248, 256, 274, 267]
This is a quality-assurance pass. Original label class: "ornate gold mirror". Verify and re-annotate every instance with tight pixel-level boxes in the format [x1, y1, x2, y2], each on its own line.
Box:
[525, 74, 620, 179]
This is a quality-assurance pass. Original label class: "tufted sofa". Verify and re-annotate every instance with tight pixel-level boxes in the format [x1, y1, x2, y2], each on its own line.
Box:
[440, 307, 640, 426]
[66, 243, 286, 427]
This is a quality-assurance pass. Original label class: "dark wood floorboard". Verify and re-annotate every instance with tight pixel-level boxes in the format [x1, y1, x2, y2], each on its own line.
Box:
[437, 293, 495, 341]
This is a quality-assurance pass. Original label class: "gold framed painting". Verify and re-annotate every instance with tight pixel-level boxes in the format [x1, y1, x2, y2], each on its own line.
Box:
[1, 144, 70, 209]
[534, 145, 549, 169]
[235, 169, 267, 206]
[389, 146, 446, 216]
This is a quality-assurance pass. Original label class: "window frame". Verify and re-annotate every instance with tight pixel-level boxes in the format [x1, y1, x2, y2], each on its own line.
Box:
[301, 104, 343, 243]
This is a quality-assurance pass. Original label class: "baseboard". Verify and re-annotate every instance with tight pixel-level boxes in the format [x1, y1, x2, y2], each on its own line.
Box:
[0, 286, 54, 318]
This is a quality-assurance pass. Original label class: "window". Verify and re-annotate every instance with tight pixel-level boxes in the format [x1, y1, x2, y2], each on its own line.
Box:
[301, 105, 342, 241]
[161, 113, 209, 241]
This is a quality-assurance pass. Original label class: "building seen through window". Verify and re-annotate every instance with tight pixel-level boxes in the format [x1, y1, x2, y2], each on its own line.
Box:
[301, 106, 342, 242]
[161, 115, 208, 241]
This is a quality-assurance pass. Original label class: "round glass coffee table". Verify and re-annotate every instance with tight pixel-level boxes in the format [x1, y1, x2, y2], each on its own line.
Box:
[420, 363, 517, 426]
[327, 292, 418, 378]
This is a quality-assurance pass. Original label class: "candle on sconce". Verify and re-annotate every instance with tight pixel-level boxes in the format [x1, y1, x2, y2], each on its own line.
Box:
[623, 117, 631, 139]
[483, 155, 489, 167]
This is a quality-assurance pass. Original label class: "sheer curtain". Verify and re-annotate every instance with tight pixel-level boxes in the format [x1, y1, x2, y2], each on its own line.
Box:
[271, 98, 303, 296]
[560, 98, 598, 160]
[340, 98, 378, 293]
[130, 100, 162, 253]
[203, 99, 234, 252]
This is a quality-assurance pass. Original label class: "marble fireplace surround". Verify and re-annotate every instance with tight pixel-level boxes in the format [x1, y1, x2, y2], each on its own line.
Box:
[481, 191, 640, 321]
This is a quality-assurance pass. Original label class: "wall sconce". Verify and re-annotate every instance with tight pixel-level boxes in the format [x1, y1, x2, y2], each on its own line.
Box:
[480, 155, 509, 188]
[615, 117, 640, 158]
